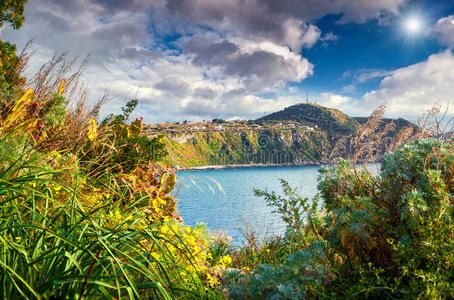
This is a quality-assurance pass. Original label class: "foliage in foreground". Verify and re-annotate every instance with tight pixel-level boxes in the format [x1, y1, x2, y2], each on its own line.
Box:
[0, 81, 233, 298]
[228, 138, 454, 299]
[0, 6, 231, 295]
[0, 163, 199, 299]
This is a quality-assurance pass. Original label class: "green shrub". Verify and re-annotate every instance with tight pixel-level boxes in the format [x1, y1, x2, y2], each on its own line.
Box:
[317, 139, 454, 298]
[227, 242, 330, 299]
[229, 138, 454, 299]
[254, 179, 319, 234]
[96, 99, 167, 172]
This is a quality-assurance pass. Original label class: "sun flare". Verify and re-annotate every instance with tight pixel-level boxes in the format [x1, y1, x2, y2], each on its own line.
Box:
[404, 16, 423, 34]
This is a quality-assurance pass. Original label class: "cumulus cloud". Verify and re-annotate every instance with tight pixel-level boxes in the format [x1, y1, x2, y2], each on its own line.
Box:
[320, 32, 339, 46]
[184, 39, 239, 65]
[41, 0, 156, 17]
[154, 76, 191, 98]
[193, 86, 219, 99]
[431, 15, 454, 47]
[2, 0, 151, 65]
[166, 0, 312, 51]
[1, 0, 409, 122]
[184, 37, 313, 91]
[320, 92, 352, 108]
[166, 0, 405, 51]
[317, 51, 454, 119]
[363, 50, 454, 118]
[118, 47, 161, 63]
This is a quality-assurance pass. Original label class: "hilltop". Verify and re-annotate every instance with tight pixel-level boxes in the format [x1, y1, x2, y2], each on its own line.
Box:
[257, 103, 360, 135]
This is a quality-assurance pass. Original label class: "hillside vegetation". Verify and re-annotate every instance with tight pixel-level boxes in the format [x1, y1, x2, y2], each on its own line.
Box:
[257, 103, 360, 135]
[146, 103, 417, 168]
[162, 128, 331, 168]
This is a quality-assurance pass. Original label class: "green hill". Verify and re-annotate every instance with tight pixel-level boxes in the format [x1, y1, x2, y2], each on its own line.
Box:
[257, 103, 360, 135]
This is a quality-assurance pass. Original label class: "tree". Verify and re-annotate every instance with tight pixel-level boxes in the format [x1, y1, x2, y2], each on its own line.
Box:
[121, 99, 138, 121]
[212, 118, 226, 124]
[0, 0, 28, 30]
[0, 0, 28, 108]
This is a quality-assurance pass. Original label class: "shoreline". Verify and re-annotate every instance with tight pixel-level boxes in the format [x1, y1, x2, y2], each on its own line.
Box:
[174, 161, 330, 171]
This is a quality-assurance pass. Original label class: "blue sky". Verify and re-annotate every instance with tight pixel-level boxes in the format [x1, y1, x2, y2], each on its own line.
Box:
[304, 0, 454, 97]
[2, 0, 454, 122]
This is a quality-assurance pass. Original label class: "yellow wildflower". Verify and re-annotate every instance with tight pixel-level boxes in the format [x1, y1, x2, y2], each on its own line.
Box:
[58, 79, 66, 95]
[218, 255, 232, 268]
[205, 273, 218, 286]
[3, 89, 33, 131]
[87, 118, 98, 142]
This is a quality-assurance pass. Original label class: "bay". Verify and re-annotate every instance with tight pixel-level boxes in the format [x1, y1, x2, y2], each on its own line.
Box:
[175, 165, 323, 244]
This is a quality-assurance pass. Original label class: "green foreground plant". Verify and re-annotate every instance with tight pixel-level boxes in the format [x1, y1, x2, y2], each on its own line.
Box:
[0, 148, 225, 299]
[227, 137, 454, 299]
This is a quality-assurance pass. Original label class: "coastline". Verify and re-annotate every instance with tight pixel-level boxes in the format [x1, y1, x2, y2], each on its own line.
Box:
[173, 159, 381, 172]
[174, 161, 330, 171]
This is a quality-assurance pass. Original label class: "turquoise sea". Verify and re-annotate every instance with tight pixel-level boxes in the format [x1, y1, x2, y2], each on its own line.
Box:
[175, 165, 323, 244]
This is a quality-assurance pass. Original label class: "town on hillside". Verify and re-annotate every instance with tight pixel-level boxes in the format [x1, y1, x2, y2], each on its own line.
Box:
[143, 119, 316, 136]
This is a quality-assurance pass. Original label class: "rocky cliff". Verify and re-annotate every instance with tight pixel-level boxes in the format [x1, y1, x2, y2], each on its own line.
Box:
[161, 128, 332, 168]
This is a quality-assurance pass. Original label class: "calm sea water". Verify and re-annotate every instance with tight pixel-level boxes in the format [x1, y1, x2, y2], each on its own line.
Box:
[175, 166, 323, 244]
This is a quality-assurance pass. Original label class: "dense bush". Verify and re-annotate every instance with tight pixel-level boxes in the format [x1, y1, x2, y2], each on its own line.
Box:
[96, 99, 168, 172]
[0, 160, 205, 299]
[228, 138, 454, 299]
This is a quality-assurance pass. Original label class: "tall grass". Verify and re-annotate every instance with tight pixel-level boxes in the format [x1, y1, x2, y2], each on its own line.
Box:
[0, 148, 213, 299]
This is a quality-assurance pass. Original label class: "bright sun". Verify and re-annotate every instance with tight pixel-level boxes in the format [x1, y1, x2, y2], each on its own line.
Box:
[404, 16, 422, 34]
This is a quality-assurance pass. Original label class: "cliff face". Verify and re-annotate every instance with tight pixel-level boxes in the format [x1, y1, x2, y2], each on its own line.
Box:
[162, 128, 332, 168]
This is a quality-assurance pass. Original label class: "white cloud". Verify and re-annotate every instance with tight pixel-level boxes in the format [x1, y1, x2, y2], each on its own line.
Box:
[431, 15, 454, 47]
[320, 32, 339, 46]
[341, 84, 356, 93]
[299, 23, 321, 49]
[320, 92, 352, 108]
[363, 50, 454, 118]
[316, 51, 454, 119]
[1, 0, 409, 122]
